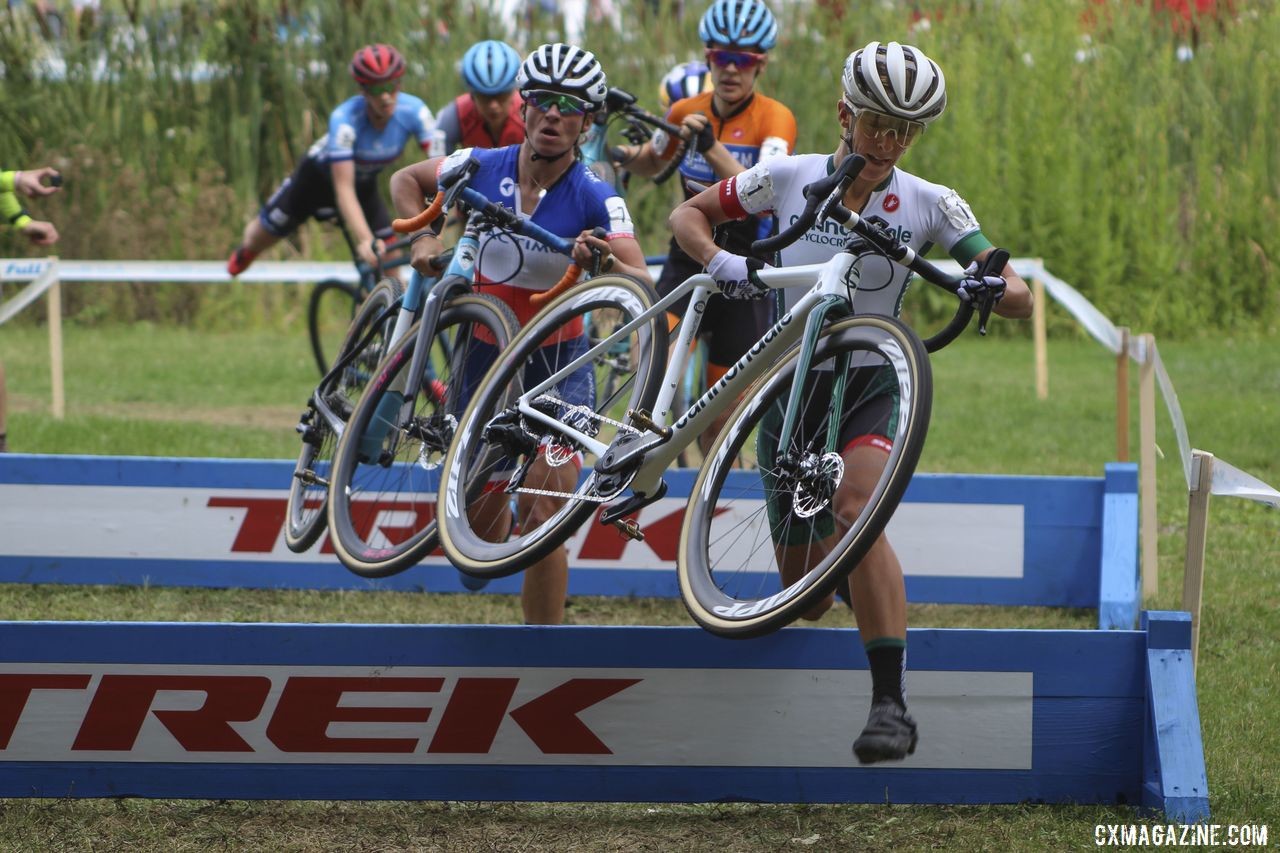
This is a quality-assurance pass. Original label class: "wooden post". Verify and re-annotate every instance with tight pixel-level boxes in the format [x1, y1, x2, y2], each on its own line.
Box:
[47, 275, 65, 420]
[1139, 333, 1158, 599]
[1032, 276, 1047, 400]
[1182, 449, 1214, 672]
[1116, 327, 1130, 462]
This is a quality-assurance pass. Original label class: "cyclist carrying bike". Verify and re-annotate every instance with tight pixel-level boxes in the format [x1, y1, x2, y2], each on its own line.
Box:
[435, 40, 526, 152]
[390, 43, 650, 625]
[669, 41, 1033, 764]
[614, 0, 796, 452]
[227, 44, 443, 276]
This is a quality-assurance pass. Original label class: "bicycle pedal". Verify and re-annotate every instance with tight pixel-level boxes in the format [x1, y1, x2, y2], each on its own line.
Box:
[627, 408, 671, 439]
[611, 518, 644, 541]
[294, 469, 329, 488]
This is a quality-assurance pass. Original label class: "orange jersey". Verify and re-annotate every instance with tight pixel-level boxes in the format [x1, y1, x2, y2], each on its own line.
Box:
[654, 91, 796, 190]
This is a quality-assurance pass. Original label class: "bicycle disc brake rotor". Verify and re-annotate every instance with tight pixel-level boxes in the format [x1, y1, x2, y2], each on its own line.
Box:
[792, 451, 845, 519]
[407, 414, 457, 471]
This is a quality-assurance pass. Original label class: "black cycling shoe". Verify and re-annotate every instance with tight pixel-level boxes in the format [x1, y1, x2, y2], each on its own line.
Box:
[852, 697, 919, 764]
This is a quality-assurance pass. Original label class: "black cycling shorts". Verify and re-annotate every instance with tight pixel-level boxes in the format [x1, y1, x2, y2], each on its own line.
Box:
[258, 156, 392, 239]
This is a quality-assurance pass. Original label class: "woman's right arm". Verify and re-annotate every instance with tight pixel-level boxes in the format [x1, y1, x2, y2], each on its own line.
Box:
[390, 157, 447, 273]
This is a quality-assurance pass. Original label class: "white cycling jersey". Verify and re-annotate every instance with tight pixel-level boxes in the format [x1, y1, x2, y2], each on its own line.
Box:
[721, 153, 994, 315]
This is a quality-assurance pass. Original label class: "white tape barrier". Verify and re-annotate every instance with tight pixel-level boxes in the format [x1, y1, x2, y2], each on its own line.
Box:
[4, 255, 1275, 507]
[1211, 458, 1280, 508]
[1029, 266, 1278, 508]
[1150, 338, 1195, 488]
[0, 263, 59, 327]
[1, 258, 360, 286]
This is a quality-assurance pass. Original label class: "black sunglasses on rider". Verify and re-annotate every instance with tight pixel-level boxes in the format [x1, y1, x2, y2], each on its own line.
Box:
[524, 89, 592, 117]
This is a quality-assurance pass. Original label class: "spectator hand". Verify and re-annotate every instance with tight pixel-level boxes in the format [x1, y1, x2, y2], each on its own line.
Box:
[15, 168, 61, 198]
[707, 249, 769, 300]
[21, 220, 58, 246]
[957, 261, 1006, 305]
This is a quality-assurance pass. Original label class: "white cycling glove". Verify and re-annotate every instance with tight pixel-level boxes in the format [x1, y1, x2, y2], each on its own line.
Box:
[957, 261, 1007, 304]
[707, 249, 770, 301]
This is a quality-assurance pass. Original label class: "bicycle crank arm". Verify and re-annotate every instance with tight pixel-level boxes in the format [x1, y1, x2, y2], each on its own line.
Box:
[599, 480, 668, 539]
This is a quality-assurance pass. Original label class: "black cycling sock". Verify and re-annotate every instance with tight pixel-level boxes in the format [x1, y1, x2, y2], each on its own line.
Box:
[864, 637, 906, 708]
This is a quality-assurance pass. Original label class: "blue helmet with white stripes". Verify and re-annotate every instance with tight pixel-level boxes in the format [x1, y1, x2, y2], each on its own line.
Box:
[659, 60, 712, 109]
[698, 0, 778, 51]
[461, 40, 522, 95]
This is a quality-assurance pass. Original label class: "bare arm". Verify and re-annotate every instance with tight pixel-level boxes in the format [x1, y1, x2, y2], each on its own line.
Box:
[573, 234, 651, 284]
[389, 157, 448, 275]
[973, 248, 1033, 319]
[389, 157, 447, 218]
[329, 159, 379, 267]
[617, 114, 742, 181]
[668, 182, 739, 267]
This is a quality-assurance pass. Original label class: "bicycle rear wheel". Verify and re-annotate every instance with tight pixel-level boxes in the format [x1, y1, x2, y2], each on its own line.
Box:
[326, 293, 519, 578]
[678, 315, 931, 638]
[437, 274, 668, 579]
[308, 278, 365, 375]
[285, 279, 402, 554]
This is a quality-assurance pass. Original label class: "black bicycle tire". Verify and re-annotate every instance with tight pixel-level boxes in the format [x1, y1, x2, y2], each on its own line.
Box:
[438, 274, 668, 579]
[286, 279, 403, 553]
[325, 293, 520, 578]
[677, 314, 932, 638]
[308, 279, 362, 376]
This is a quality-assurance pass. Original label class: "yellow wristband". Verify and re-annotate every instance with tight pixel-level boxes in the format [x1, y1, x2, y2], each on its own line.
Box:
[13, 214, 32, 229]
[0, 172, 15, 193]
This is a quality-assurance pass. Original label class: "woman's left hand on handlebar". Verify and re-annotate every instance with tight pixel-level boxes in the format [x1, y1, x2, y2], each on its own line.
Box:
[409, 233, 444, 275]
[956, 261, 1006, 304]
[572, 229, 613, 272]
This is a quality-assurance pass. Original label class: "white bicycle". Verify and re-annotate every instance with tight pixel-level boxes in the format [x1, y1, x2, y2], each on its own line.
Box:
[436, 154, 1006, 637]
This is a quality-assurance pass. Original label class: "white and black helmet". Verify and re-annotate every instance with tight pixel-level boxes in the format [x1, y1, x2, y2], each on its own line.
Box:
[516, 43, 608, 109]
[841, 41, 947, 126]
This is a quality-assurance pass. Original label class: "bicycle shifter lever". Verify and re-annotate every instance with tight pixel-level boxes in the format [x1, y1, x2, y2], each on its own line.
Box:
[587, 226, 608, 276]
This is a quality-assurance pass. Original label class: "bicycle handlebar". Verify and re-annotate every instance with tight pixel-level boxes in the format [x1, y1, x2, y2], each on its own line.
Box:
[750, 154, 1008, 349]
[389, 158, 587, 309]
[603, 87, 686, 186]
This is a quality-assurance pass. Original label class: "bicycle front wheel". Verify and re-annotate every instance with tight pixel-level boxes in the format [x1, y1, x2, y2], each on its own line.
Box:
[308, 278, 363, 375]
[285, 278, 401, 553]
[678, 315, 932, 638]
[438, 274, 668, 579]
[326, 293, 520, 578]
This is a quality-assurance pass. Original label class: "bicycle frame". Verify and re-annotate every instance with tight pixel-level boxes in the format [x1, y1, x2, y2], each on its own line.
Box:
[311, 236, 475, 439]
[514, 252, 868, 499]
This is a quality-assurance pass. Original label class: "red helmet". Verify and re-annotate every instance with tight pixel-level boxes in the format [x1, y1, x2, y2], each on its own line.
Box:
[350, 44, 405, 86]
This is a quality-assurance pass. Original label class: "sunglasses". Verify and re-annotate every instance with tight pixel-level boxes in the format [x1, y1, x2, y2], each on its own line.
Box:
[705, 48, 767, 70]
[852, 108, 925, 149]
[362, 81, 399, 96]
[524, 89, 591, 117]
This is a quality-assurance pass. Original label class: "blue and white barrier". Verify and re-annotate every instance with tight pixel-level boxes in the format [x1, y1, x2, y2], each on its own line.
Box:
[0, 611, 1206, 821]
[0, 454, 1139, 629]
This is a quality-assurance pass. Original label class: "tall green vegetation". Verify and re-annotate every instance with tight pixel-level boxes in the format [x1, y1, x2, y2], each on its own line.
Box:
[0, 0, 1275, 335]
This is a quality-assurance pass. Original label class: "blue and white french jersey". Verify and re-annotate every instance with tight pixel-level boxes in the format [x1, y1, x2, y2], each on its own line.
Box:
[439, 145, 636, 327]
[307, 94, 442, 182]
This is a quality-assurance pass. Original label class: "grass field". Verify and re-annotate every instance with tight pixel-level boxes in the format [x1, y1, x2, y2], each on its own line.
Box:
[0, 320, 1276, 850]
